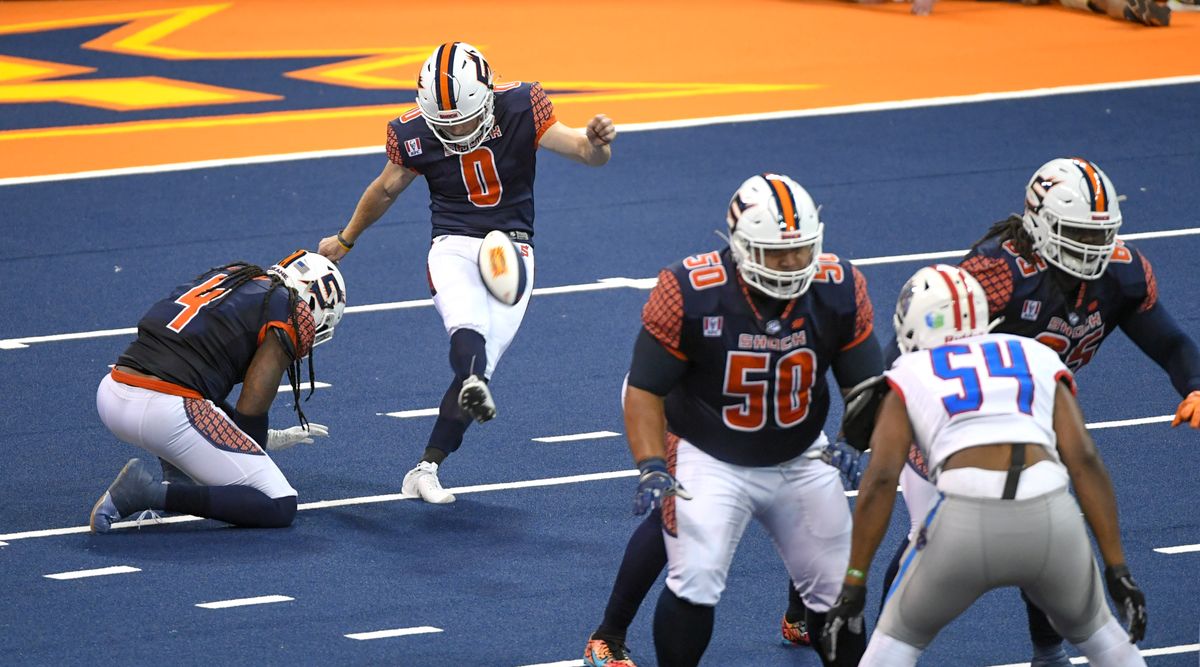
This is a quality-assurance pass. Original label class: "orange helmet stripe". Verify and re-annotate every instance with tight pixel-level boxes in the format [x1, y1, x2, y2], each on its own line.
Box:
[1071, 157, 1107, 212]
[766, 176, 797, 231]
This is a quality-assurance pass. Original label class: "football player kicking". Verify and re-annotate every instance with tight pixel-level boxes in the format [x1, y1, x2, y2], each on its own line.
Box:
[820, 265, 1147, 667]
[853, 157, 1200, 667]
[90, 251, 347, 532]
[317, 42, 616, 504]
[589, 174, 883, 667]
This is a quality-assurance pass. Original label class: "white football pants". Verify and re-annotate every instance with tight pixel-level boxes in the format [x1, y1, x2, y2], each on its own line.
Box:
[663, 435, 852, 610]
[96, 373, 296, 498]
[427, 234, 535, 379]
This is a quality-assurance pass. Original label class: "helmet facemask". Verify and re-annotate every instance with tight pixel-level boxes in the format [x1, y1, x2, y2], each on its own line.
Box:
[725, 174, 824, 301]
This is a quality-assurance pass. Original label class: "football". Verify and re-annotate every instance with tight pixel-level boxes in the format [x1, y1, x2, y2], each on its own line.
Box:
[477, 230, 528, 306]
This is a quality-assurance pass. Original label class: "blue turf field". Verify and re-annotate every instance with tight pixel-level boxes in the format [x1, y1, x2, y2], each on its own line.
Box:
[1, 83, 1198, 665]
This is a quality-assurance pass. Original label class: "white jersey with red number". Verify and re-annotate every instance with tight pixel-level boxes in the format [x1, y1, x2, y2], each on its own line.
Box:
[885, 332, 1075, 482]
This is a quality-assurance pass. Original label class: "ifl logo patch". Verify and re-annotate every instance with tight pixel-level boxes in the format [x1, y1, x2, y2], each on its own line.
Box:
[1021, 299, 1042, 321]
[404, 138, 422, 157]
[703, 316, 723, 337]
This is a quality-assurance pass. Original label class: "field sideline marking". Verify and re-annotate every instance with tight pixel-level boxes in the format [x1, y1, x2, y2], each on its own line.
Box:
[0, 412, 1183, 544]
[1, 75, 1197, 188]
[2, 227, 1196, 350]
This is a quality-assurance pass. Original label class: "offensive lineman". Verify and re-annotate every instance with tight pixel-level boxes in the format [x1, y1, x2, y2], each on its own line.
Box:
[91, 251, 347, 531]
[820, 264, 1147, 667]
[316, 42, 616, 504]
[607, 173, 881, 667]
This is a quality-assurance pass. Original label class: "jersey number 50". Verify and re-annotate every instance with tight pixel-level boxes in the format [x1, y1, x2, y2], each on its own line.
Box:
[723, 349, 817, 431]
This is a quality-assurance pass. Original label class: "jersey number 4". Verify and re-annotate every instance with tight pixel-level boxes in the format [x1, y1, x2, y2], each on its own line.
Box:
[167, 274, 229, 333]
[930, 340, 1034, 417]
[723, 349, 817, 431]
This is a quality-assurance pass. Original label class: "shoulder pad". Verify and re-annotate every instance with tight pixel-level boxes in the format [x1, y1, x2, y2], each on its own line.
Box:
[841, 374, 890, 452]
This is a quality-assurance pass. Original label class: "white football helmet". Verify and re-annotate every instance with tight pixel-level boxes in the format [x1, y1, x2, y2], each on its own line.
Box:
[1022, 157, 1122, 280]
[894, 264, 995, 354]
[415, 42, 495, 155]
[269, 250, 347, 348]
[724, 173, 823, 300]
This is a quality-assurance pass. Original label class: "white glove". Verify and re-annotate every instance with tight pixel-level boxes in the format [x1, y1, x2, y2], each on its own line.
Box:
[266, 423, 329, 451]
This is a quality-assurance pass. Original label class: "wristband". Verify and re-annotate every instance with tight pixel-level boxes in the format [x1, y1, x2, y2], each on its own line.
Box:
[336, 231, 355, 251]
[846, 567, 866, 580]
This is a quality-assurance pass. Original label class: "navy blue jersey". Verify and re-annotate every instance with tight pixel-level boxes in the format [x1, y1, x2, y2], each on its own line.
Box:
[386, 82, 557, 242]
[643, 249, 874, 466]
[117, 268, 315, 402]
[960, 236, 1156, 372]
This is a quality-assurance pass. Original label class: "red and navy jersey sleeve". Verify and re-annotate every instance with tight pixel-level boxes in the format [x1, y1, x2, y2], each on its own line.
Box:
[530, 82, 557, 145]
[385, 109, 429, 173]
[642, 269, 687, 360]
[842, 265, 874, 351]
[960, 252, 1014, 318]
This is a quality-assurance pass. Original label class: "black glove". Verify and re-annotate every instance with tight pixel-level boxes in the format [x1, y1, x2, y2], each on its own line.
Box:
[820, 583, 866, 662]
[1104, 564, 1147, 643]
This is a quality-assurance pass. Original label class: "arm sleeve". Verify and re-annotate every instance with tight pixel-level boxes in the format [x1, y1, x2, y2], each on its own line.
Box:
[219, 400, 270, 447]
[628, 329, 689, 396]
[832, 330, 885, 390]
[385, 123, 405, 167]
[1120, 302, 1200, 397]
[642, 270, 686, 359]
[530, 82, 557, 145]
[840, 265, 874, 351]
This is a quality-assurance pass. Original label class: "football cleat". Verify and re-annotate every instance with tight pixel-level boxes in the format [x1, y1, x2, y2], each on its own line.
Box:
[1030, 642, 1071, 667]
[1123, 0, 1171, 24]
[90, 458, 157, 533]
[458, 374, 496, 423]
[402, 461, 455, 504]
[781, 615, 812, 646]
[584, 634, 637, 667]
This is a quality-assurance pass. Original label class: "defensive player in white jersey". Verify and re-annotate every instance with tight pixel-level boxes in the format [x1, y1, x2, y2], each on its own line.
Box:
[820, 264, 1147, 667]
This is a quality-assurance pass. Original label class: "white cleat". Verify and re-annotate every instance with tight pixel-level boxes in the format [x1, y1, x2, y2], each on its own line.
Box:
[401, 461, 455, 504]
[458, 374, 496, 424]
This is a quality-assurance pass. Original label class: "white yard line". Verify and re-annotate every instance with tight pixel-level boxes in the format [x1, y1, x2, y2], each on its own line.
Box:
[344, 626, 443, 641]
[4, 227, 1194, 350]
[44, 565, 140, 580]
[987, 643, 1199, 666]
[195, 595, 293, 609]
[532, 431, 620, 443]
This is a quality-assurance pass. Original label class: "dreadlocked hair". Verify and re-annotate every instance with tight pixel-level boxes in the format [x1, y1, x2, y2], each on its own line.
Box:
[198, 261, 316, 428]
[968, 214, 1038, 264]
